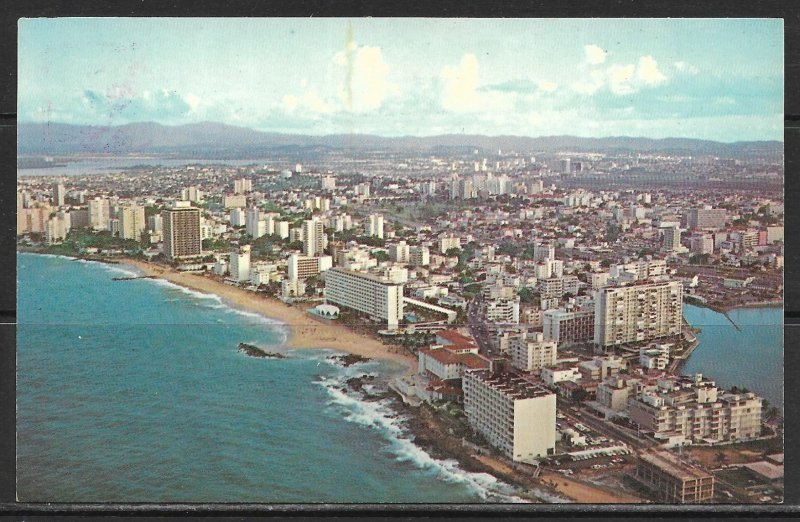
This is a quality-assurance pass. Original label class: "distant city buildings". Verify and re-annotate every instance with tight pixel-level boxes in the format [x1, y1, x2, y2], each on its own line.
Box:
[687, 207, 727, 231]
[181, 186, 203, 204]
[234, 178, 253, 194]
[366, 214, 384, 239]
[52, 182, 65, 207]
[302, 218, 325, 257]
[118, 204, 145, 241]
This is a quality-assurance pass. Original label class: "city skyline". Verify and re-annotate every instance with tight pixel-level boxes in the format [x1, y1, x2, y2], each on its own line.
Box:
[19, 18, 783, 142]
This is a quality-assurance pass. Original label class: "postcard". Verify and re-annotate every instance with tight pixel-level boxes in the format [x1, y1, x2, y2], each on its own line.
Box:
[16, 18, 784, 505]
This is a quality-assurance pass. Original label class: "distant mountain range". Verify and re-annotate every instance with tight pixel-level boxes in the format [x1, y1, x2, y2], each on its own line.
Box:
[17, 121, 784, 159]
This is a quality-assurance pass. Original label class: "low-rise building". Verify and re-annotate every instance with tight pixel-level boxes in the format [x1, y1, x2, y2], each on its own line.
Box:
[418, 347, 491, 382]
[540, 364, 581, 387]
[632, 450, 714, 503]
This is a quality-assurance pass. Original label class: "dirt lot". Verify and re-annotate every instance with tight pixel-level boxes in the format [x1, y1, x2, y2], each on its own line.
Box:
[684, 437, 783, 468]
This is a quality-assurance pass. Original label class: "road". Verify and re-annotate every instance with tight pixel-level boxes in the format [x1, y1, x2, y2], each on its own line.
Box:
[466, 295, 495, 356]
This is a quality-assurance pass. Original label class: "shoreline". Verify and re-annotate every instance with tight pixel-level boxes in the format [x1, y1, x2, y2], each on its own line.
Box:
[118, 258, 418, 373]
[684, 296, 783, 315]
[18, 252, 415, 373]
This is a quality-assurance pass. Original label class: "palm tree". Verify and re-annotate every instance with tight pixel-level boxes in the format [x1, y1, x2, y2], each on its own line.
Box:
[715, 451, 727, 466]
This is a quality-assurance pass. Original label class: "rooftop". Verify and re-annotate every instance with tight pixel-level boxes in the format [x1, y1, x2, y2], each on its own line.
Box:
[328, 266, 399, 286]
[466, 370, 553, 400]
[436, 329, 477, 348]
[639, 450, 712, 481]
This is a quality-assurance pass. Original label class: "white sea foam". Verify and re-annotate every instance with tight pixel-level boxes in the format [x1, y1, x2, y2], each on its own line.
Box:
[26, 253, 141, 278]
[148, 278, 222, 301]
[142, 277, 289, 342]
[317, 369, 563, 503]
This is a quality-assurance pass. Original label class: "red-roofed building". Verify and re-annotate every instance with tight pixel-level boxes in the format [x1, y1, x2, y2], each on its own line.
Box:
[435, 329, 479, 354]
[418, 346, 491, 382]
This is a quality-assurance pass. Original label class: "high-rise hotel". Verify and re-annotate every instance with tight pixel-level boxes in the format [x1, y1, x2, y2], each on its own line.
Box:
[594, 280, 683, 349]
[162, 201, 202, 260]
[324, 267, 403, 330]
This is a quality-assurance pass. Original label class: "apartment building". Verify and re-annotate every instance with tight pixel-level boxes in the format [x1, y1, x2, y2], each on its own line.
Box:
[543, 308, 595, 347]
[687, 207, 727, 231]
[594, 280, 683, 349]
[118, 204, 146, 241]
[246, 207, 267, 239]
[180, 186, 203, 203]
[463, 370, 556, 463]
[88, 197, 110, 230]
[509, 332, 557, 372]
[485, 297, 520, 324]
[662, 226, 681, 252]
[324, 267, 404, 330]
[409, 245, 430, 266]
[366, 214, 384, 238]
[389, 241, 410, 263]
[52, 183, 66, 206]
[162, 202, 202, 260]
[233, 178, 252, 194]
[439, 234, 461, 254]
[229, 245, 251, 282]
[302, 219, 325, 257]
[288, 253, 332, 281]
[628, 374, 763, 444]
[223, 194, 247, 208]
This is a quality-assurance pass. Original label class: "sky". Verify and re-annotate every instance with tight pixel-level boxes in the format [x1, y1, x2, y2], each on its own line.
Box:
[18, 18, 784, 142]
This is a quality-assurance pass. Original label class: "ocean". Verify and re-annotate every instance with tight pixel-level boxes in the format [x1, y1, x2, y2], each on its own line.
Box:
[682, 304, 784, 412]
[16, 253, 537, 503]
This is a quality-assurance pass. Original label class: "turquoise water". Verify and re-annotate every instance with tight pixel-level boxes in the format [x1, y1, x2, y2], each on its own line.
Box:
[17, 253, 537, 503]
[682, 304, 783, 411]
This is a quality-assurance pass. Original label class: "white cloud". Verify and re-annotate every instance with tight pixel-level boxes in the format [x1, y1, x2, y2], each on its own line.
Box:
[282, 94, 299, 112]
[440, 53, 482, 112]
[333, 42, 393, 112]
[573, 55, 668, 96]
[608, 64, 636, 95]
[584, 44, 608, 65]
[637, 56, 667, 85]
[572, 70, 606, 95]
[282, 90, 331, 114]
[674, 61, 699, 75]
[537, 80, 558, 92]
[185, 93, 201, 112]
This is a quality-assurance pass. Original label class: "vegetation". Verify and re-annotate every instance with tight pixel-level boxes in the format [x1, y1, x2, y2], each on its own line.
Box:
[33, 228, 144, 257]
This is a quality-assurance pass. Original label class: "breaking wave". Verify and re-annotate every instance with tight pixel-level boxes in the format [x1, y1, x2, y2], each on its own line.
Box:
[314, 358, 566, 504]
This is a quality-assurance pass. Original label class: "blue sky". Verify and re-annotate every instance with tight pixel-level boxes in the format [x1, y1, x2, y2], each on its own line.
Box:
[18, 18, 784, 141]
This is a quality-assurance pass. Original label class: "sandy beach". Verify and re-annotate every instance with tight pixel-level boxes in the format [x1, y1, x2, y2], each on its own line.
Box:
[538, 471, 642, 503]
[120, 259, 416, 372]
